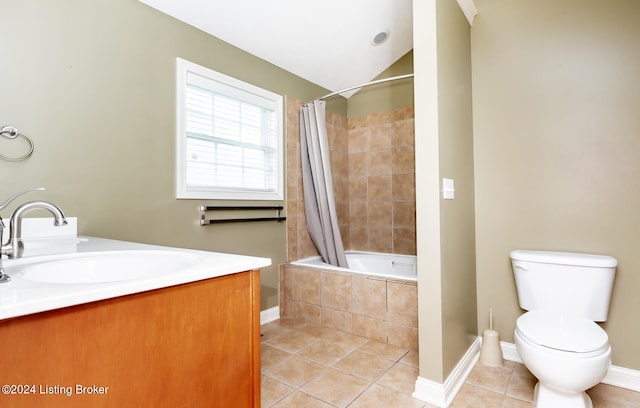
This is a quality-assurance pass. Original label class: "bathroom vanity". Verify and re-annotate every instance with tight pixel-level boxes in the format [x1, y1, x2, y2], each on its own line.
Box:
[0, 235, 269, 407]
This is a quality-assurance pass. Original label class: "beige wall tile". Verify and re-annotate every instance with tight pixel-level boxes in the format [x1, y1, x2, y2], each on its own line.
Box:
[392, 173, 416, 201]
[393, 229, 416, 255]
[349, 200, 368, 227]
[352, 277, 387, 320]
[369, 228, 393, 253]
[348, 128, 369, 153]
[349, 151, 369, 178]
[368, 174, 392, 202]
[369, 123, 392, 150]
[294, 269, 321, 305]
[350, 227, 369, 250]
[369, 202, 393, 228]
[368, 149, 392, 176]
[391, 146, 415, 175]
[322, 308, 353, 333]
[280, 265, 294, 303]
[392, 201, 415, 229]
[348, 115, 368, 130]
[294, 301, 321, 325]
[386, 323, 418, 351]
[298, 229, 318, 259]
[352, 314, 387, 343]
[387, 282, 418, 327]
[321, 272, 352, 312]
[349, 176, 368, 201]
[391, 119, 415, 147]
[280, 298, 295, 318]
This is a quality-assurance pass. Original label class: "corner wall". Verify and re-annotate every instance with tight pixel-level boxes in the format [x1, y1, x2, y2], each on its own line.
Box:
[414, 0, 477, 384]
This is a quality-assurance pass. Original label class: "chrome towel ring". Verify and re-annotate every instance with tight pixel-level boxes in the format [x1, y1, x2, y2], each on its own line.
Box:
[0, 126, 35, 161]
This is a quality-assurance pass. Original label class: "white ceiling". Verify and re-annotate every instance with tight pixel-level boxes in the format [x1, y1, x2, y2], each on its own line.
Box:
[137, 0, 413, 98]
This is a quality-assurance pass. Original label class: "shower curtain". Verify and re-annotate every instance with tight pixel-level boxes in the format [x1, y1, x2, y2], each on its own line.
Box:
[300, 100, 348, 268]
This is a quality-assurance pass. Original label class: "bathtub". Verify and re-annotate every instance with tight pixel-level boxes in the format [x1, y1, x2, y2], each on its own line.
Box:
[291, 251, 417, 281]
[282, 251, 418, 350]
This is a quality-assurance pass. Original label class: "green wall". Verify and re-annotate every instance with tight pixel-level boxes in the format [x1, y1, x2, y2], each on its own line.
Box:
[472, 0, 640, 370]
[347, 51, 414, 118]
[414, 0, 477, 384]
[0, 0, 334, 310]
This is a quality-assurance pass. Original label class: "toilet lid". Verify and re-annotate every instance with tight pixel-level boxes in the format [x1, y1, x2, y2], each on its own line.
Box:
[516, 310, 609, 353]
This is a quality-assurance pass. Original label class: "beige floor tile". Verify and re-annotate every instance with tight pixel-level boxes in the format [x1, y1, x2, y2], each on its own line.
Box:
[400, 349, 419, 368]
[261, 320, 640, 408]
[316, 327, 370, 349]
[270, 390, 335, 408]
[261, 375, 293, 407]
[296, 322, 340, 339]
[261, 321, 295, 342]
[261, 344, 294, 372]
[588, 383, 640, 408]
[501, 396, 532, 408]
[375, 362, 419, 395]
[333, 349, 395, 381]
[466, 360, 514, 394]
[264, 329, 320, 353]
[297, 338, 354, 366]
[506, 363, 535, 402]
[451, 383, 505, 408]
[359, 339, 409, 361]
[301, 368, 370, 408]
[349, 384, 426, 408]
[262, 355, 327, 388]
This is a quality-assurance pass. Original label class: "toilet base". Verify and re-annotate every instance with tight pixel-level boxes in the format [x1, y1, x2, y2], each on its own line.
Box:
[533, 382, 593, 408]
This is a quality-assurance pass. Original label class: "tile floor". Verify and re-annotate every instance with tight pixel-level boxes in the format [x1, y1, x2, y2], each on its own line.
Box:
[260, 318, 640, 408]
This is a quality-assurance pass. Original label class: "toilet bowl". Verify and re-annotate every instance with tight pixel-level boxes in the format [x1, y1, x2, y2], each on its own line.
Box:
[515, 310, 611, 408]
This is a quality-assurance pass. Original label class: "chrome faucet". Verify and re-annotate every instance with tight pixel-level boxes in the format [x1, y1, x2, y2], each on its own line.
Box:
[0, 188, 67, 283]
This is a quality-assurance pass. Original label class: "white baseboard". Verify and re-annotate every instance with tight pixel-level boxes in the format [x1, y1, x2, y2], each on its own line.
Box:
[500, 341, 640, 392]
[260, 306, 280, 326]
[412, 337, 481, 407]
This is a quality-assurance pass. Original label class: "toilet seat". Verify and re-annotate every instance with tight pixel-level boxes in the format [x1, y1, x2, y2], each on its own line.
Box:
[516, 310, 609, 356]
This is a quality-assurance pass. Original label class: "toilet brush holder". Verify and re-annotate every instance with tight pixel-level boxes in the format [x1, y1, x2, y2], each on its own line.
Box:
[480, 329, 503, 367]
[480, 309, 503, 367]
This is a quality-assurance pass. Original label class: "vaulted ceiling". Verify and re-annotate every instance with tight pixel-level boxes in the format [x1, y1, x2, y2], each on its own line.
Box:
[137, 0, 414, 98]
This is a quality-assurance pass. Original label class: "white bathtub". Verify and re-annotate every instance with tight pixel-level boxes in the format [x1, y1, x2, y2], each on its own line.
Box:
[291, 251, 417, 282]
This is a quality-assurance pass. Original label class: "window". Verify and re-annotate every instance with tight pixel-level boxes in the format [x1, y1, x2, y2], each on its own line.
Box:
[176, 58, 283, 200]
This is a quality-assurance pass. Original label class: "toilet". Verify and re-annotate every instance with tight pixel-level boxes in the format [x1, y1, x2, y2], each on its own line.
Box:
[510, 250, 617, 408]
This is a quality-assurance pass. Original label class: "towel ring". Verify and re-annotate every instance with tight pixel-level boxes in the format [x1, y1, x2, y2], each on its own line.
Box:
[0, 126, 35, 161]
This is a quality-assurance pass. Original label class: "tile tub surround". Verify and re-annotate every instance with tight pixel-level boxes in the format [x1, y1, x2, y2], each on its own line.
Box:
[284, 96, 416, 263]
[261, 319, 640, 408]
[279, 263, 418, 351]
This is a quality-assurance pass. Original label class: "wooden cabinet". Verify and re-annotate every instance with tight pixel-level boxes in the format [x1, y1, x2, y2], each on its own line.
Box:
[0, 270, 261, 407]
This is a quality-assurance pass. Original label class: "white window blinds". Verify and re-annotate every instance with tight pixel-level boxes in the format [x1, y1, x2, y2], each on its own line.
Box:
[176, 58, 283, 200]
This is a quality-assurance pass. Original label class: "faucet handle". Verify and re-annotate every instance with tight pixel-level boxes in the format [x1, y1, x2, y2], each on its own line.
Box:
[0, 188, 46, 211]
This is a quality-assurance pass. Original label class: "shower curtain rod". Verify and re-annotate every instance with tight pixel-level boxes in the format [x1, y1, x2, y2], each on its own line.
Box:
[314, 73, 414, 101]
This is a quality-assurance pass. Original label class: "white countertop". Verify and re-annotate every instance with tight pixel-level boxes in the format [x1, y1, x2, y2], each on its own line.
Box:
[0, 235, 271, 321]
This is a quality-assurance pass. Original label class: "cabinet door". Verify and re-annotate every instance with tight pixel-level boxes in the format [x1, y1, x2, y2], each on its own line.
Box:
[0, 270, 261, 408]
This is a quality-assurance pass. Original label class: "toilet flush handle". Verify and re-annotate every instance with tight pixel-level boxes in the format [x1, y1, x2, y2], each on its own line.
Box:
[515, 263, 528, 271]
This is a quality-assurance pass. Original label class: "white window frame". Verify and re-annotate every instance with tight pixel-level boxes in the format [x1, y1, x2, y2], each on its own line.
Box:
[176, 58, 284, 200]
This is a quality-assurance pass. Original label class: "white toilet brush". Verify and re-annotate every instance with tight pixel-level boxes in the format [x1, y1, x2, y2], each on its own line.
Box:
[480, 309, 504, 367]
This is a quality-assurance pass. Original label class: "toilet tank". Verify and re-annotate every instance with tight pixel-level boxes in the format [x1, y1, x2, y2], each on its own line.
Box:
[511, 250, 617, 322]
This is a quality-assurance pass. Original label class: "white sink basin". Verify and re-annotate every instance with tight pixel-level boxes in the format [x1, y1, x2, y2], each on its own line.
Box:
[11, 251, 203, 284]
